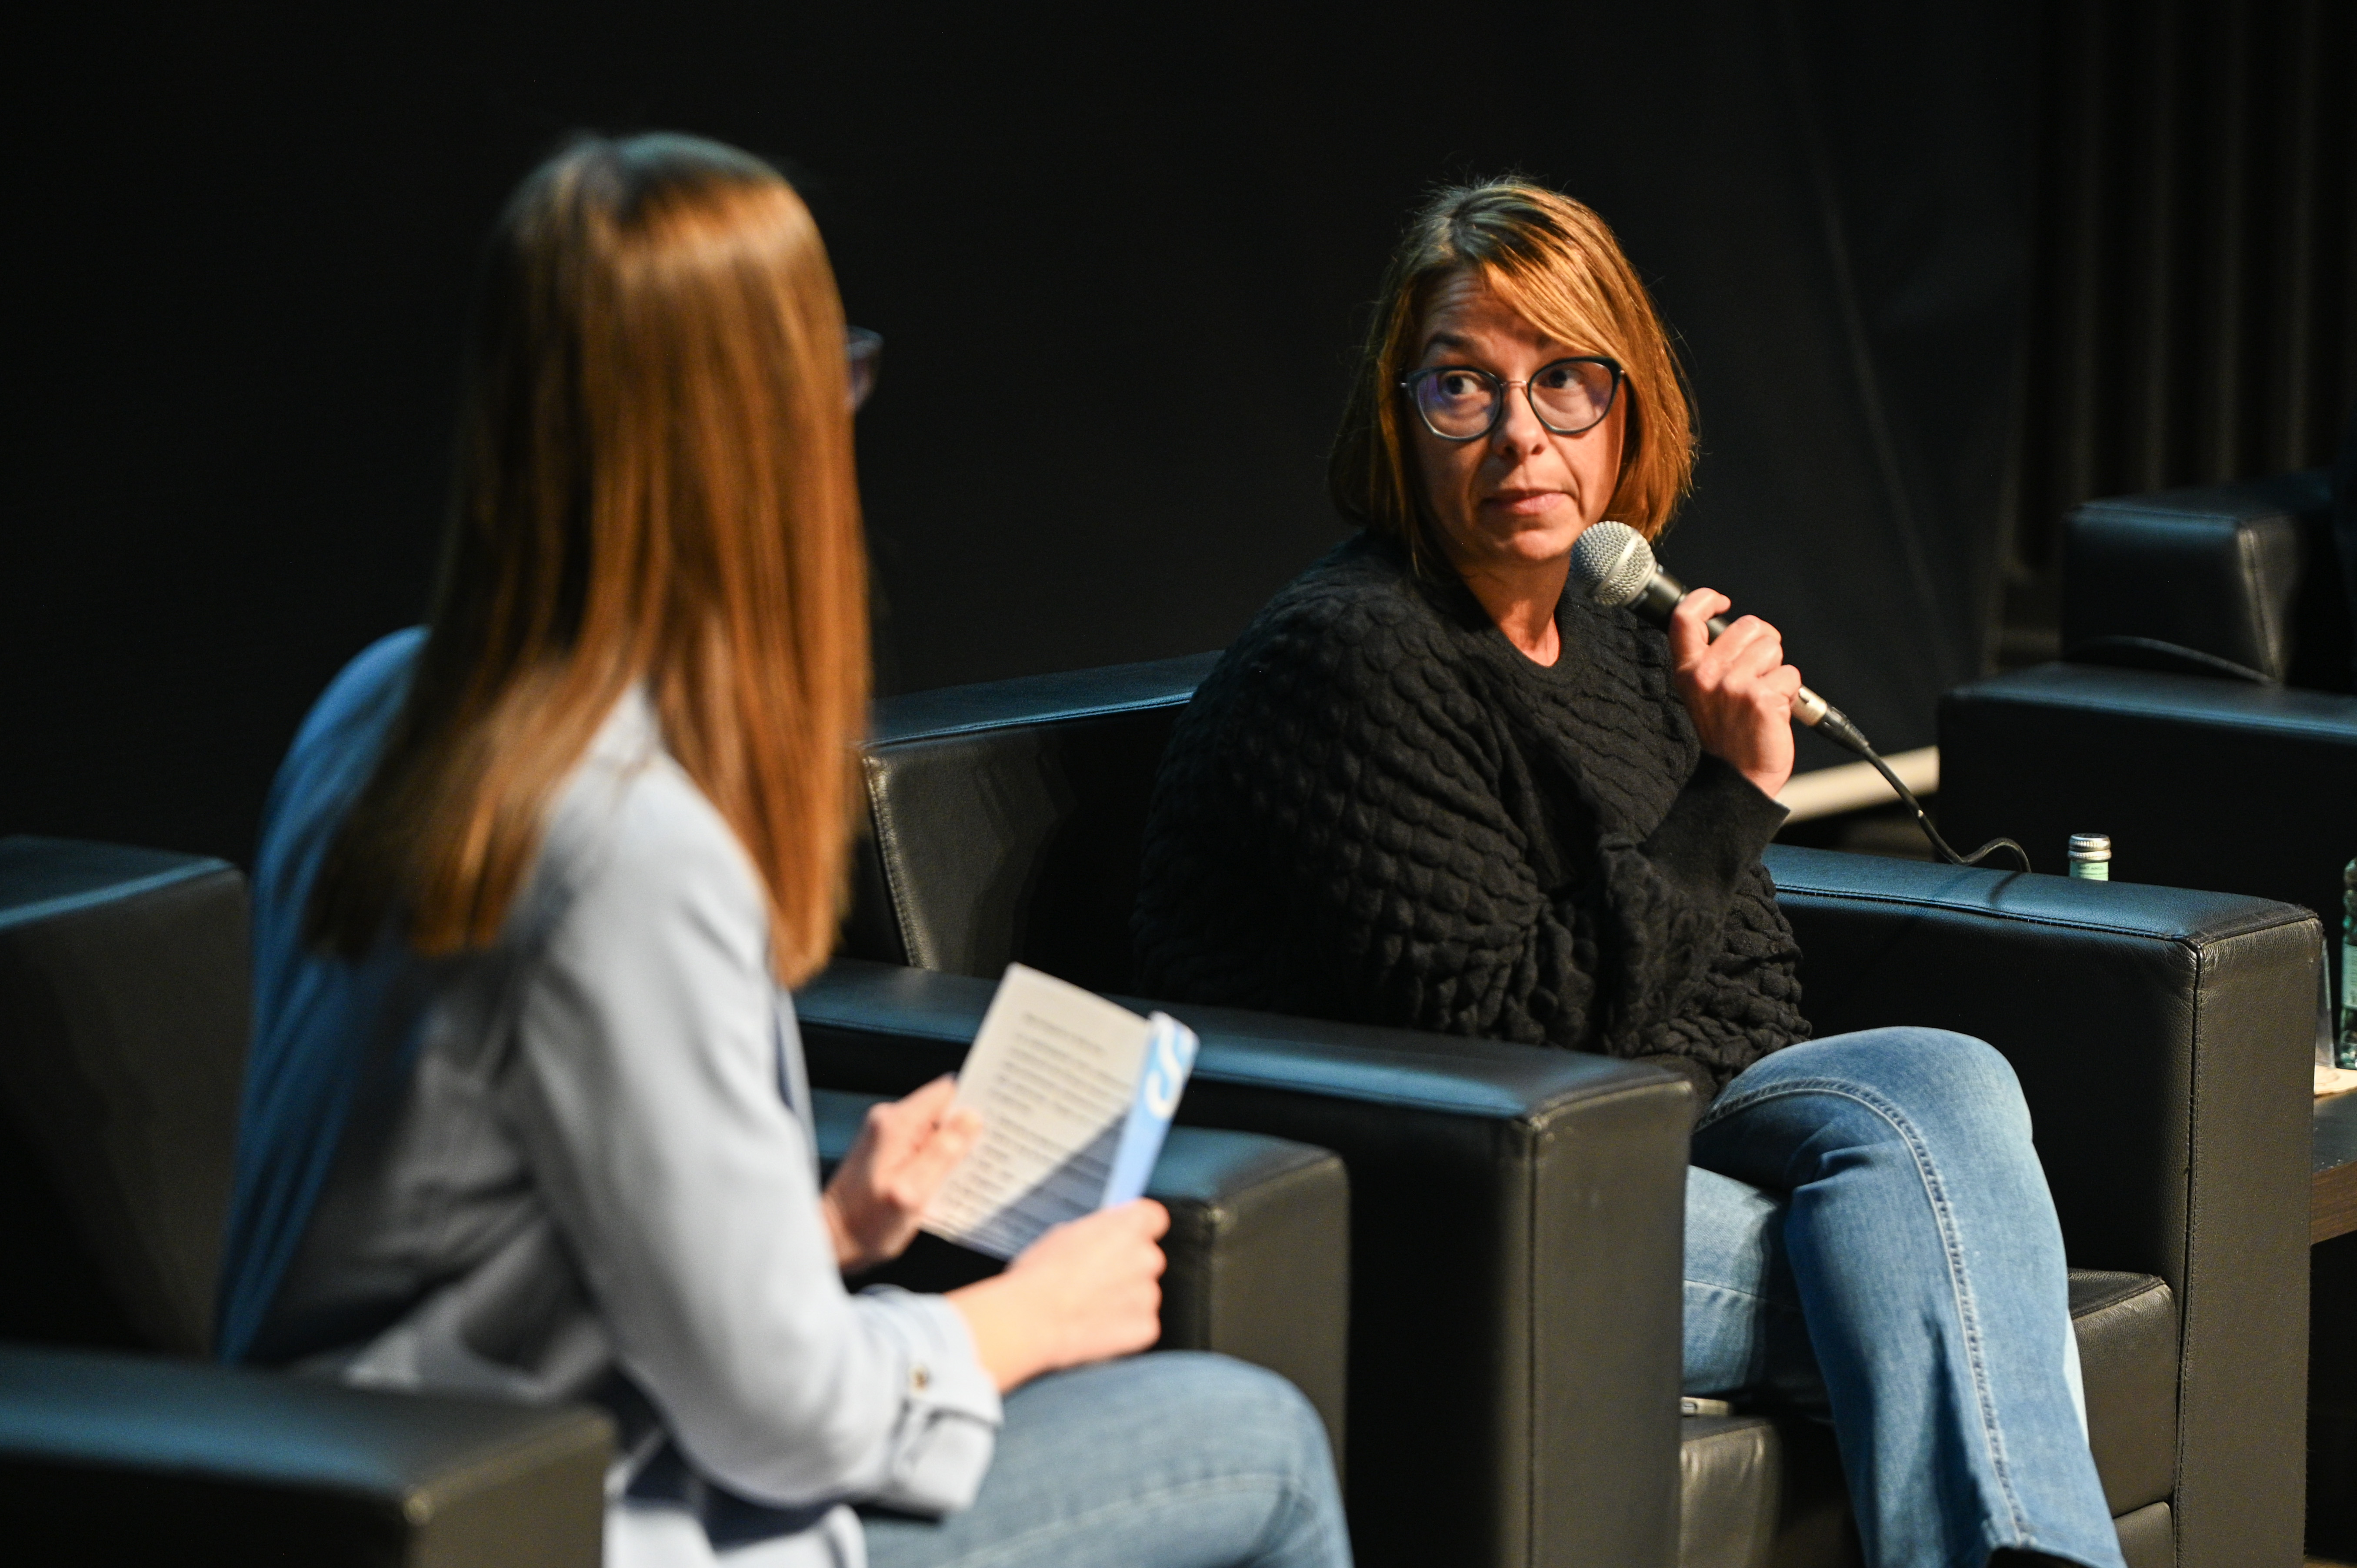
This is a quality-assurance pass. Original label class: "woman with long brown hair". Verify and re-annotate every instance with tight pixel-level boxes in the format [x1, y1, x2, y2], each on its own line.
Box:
[218, 134, 1347, 1568]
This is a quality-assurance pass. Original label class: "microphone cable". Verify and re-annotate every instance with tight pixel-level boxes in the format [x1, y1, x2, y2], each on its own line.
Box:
[1818, 723, 2033, 874]
[1567, 520, 2032, 874]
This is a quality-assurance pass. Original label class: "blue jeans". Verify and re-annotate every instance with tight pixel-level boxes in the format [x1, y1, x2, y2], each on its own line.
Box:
[1684, 1028, 2124, 1568]
[863, 1351, 1350, 1568]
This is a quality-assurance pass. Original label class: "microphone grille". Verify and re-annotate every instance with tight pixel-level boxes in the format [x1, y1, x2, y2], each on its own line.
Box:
[1568, 520, 1655, 608]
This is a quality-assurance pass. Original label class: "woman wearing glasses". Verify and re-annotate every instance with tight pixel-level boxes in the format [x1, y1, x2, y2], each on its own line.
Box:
[218, 134, 1348, 1568]
[1135, 183, 2121, 1568]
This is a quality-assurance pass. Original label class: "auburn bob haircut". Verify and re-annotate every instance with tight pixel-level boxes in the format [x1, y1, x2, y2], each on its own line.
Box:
[1329, 180, 1696, 577]
[311, 133, 868, 987]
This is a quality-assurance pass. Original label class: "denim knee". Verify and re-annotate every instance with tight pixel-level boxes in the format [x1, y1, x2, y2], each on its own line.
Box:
[1140, 1352, 1336, 1485]
[1684, 1165, 1786, 1301]
[1853, 1028, 2028, 1135]
[1706, 1028, 2034, 1149]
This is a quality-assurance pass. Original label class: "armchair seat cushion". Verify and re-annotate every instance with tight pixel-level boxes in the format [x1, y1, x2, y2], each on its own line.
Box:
[2072, 1270, 2177, 1515]
[1677, 1270, 2179, 1568]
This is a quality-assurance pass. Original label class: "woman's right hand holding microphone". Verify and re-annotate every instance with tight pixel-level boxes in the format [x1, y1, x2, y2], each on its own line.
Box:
[1667, 587, 1803, 801]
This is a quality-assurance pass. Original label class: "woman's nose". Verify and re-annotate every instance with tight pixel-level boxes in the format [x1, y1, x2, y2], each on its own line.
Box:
[1491, 382, 1549, 453]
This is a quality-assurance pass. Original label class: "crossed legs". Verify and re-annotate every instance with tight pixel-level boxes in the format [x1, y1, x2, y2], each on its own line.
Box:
[1682, 1029, 2122, 1568]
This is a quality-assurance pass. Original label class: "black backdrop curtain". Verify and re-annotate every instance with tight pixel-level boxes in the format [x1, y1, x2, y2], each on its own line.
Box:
[2002, 0, 2355, 660]
[0, 2, 2269, 867]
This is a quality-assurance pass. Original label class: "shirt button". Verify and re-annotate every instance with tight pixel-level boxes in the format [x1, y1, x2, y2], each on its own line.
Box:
[910, 1364, 930, 1393]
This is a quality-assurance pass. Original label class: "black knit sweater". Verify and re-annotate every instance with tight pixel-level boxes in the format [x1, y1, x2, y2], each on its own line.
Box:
[1132, 532, 1809, 1102]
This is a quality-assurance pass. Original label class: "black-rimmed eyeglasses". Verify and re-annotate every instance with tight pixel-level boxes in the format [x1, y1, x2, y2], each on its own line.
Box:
[1399, 356, 1622, 441]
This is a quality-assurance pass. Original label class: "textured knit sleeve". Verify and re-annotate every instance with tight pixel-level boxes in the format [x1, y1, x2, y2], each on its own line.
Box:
[505, 759, 1000, 1516]
[1138, 585, 1787, 1075]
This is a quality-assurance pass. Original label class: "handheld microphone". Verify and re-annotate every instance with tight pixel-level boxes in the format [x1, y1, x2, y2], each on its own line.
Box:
[1565, 520, 2034, 873]
[1568, 520, 1872, 756]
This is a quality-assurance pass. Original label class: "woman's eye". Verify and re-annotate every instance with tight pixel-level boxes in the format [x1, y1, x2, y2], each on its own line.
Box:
[1435, 372, 1484, 400]
[1535, 366, 1574, 390]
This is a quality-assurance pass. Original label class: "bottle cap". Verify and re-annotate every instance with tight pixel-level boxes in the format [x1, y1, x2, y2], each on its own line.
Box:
[2067, 833, 2111, 880]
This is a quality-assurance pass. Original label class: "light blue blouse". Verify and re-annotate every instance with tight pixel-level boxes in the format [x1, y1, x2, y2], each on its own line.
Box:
[221, 630, 1000, 1567]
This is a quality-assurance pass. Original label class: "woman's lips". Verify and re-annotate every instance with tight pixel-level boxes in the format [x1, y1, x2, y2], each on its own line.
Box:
[1480, 490, 1564, 517]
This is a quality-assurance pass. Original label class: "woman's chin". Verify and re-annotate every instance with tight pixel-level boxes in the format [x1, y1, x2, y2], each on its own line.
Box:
[1475, 519, 1584, 567]
[1438, 499, 1590, 576]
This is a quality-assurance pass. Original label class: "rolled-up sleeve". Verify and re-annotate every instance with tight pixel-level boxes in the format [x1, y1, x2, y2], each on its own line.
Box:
[846, 1286, 1003, 1511]
[503, 755, 1000, 1513]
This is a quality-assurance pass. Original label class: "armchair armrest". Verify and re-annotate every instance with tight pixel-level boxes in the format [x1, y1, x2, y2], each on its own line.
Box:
[0, 1342, 613, 1565]
[1937, 662, 2357, 932]
[1762, 844, 2317, 1568]
[813, 1088, 1352, 1462]
[797, 957, 1694, 1568]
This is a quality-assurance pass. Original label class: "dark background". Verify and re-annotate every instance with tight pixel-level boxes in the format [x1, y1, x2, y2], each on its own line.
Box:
[5, 1, 2349, 870]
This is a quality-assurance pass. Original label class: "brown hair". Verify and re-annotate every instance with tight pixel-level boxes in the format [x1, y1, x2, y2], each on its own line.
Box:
[1328, 180, 1696, 576]
[310, 133, 868, 986]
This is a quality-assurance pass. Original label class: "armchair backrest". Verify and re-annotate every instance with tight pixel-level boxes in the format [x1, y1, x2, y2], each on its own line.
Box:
[2063, 467, 2349, 690]
[0, 836, 252, 1356]
[841, 652, 1220, 991]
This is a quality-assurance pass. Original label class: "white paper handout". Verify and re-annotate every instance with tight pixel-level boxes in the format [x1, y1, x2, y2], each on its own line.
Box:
[922, 963, 1200, 1260]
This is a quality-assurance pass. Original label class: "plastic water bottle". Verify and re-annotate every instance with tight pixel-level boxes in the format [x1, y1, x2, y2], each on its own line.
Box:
[2067, 834, 2111, 880]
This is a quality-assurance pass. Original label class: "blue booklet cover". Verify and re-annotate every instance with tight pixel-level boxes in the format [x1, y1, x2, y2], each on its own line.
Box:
[1102, 1011, 1200, 1208]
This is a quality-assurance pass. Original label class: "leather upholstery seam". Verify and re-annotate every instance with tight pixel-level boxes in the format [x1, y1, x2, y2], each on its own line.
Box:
[0, 861, 238, 934]
[2232, 525, 2283, 676]
[1950, 689, 2357, 739]
[2171, 945, 2206, 1538]
[2087, 505, 2293, 528]
[2069, 1278, 2166, 1322]
[1227, 1151, 1350, 1195]
[798, 1004, 1687, 1120]
[1524, 1129, 1540, 1558]
[1204, 1068, 1685, 1122]
[400, 1414, 614, 1514]
[862, 756, 924, 969]
[873, 692, 1195, 746]
[1770, 882, 2281, 949]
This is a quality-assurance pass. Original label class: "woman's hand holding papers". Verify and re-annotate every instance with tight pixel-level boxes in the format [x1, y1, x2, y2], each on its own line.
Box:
[823, 1075, 983, 1273]
[950, 1199, 1170, 1392]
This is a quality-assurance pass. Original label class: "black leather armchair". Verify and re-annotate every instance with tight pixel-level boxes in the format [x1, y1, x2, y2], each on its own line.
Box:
[1939, 468, 2356, 1563]
[0, 836, 613, 1563]
[1940, 469, 2356, 925]
[815, 654, 2323, 1568]
[0, 832, 1353, 1558]
[1772, 849, 2314, 1568]
[823, 654, 1694, 1568]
